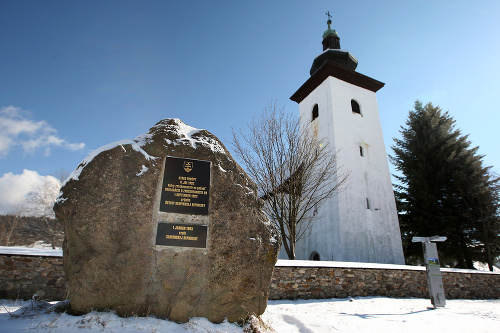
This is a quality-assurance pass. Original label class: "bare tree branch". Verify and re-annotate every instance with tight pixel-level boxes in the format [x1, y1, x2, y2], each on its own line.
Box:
[52, 168, 70, 185]
[1, 201, 25, 246]
[232, 102, 348, 259]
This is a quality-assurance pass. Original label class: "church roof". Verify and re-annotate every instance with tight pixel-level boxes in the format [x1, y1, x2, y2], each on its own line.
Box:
[322, 19, 338, 38]
[290, 60, 385, 103]
[311, 17, 359, 74]
[291, 14, 384, 103]
[310, 48, 358, 75]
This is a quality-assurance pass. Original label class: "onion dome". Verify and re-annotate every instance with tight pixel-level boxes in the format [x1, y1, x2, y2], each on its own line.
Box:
[310, 18, 358, 75]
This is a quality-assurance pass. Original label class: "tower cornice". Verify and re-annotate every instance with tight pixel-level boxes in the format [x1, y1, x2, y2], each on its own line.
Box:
[290, 60, 385, 103]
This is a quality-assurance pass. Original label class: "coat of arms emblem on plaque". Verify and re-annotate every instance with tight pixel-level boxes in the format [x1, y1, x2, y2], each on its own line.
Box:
[183, 161, 193, 173]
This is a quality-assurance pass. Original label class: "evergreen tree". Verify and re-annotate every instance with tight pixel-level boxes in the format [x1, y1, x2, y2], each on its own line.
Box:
[391, 101, 500, 270]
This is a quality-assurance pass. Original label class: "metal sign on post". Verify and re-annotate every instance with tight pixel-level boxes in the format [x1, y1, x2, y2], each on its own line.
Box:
[412, 236, 447, 308]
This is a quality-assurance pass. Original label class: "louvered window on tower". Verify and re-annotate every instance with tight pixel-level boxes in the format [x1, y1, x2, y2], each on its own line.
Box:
[312, 104, 319, 121]
[351, 99, 361, 114]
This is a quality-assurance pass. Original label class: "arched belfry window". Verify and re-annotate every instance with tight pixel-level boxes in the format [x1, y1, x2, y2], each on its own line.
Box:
[312, 104, 319, 121]
[351, 99, 361, 114]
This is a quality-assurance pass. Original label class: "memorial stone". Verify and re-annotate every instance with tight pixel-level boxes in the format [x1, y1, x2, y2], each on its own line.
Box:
[54, 118, 281, 323]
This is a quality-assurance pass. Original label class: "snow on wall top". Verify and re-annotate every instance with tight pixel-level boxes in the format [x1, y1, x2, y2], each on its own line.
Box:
[276, 259, 500, 275]
[0, 247, 496, 275]
[0, 246, 62, 257]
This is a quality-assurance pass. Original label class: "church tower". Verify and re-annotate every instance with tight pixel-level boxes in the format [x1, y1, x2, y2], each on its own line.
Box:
[288, 16, 405, 264]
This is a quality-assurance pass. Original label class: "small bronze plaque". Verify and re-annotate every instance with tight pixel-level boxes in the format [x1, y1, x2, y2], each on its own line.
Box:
[155, 223, 208, 248]
[159, 156, 211, 215]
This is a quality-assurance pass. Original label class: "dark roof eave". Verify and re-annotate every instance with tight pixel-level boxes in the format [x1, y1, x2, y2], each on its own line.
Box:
[290, 61, 385, 103]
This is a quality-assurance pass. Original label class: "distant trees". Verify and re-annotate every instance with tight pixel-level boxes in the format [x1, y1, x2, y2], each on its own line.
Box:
[0, 170, 67, 248]
[0, 214, 64, 248]
[391, 101, 500, 270]
[0, 201, 25, 246]
[25, 176, 62, 249]
[232, 103, 348, 260]
[53, 168, 70, 185]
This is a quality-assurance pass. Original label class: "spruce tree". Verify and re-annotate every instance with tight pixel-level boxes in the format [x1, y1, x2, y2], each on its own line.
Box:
[391, 101, 500, 269]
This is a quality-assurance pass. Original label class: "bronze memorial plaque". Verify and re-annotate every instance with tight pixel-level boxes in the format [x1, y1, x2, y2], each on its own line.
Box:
[155, 223, 208, 248]
[159, 156, 211, 215]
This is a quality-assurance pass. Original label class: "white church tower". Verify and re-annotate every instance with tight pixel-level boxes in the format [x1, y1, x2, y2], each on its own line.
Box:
[286, 16, 405, 264]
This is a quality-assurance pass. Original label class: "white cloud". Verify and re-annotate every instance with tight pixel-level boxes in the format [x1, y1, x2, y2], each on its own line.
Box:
[0, 169, 61, 216]
[0, 105, 86, 157]
[66, 142, 86, 151]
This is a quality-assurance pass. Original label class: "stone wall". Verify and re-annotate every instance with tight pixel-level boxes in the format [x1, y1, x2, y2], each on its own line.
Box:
[269, 261, 500, 300]
[1, 252, 499, 301]
[0, 253, 67, 300]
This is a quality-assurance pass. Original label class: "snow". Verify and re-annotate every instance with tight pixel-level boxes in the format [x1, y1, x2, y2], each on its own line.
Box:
[0, 300, 245, 332]
[474, 261, 500, 273]
[276, 259, 500, 275]
[58, 134, 156, 187]
[136, 165, 148, 177]
[1, 246, 496, 276]
[0, 246, 62, 257]
[1, 246, 496, 275]
[57, 118, 226, 205]
[1, 297, 499, 332]
[244, 186, 254, 195]
[234, 183, 254, 196]
[277, 259, 418, 271]
[55, 134, 157, 204]
[168, 118, 226, 154]
[60, 134, 156, 187]
[262, 297, 500, 333]
[173, 120, 202, 145]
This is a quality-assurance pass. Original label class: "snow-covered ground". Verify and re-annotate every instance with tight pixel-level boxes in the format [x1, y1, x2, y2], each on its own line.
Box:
[263, 297, 500, 332]
[1, 297, 499, 332]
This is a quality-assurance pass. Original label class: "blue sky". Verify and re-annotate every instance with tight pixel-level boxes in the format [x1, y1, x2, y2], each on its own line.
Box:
[1, 0, 499, 213]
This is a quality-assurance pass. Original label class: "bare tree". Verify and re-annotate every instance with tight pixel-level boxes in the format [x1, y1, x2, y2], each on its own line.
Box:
[52, 168, 70, 185]
[232, 103, 348, 259]
[25, 176, 62, 248]
[1, 200, 25, 246]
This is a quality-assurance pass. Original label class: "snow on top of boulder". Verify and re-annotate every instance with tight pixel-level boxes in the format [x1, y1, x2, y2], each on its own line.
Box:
[57, 119, 226, 203]
[136, 165, 148, 177]
[166, 118, 226, 154]
[174, 119, 201, 140]
[61, 134, 156, 188]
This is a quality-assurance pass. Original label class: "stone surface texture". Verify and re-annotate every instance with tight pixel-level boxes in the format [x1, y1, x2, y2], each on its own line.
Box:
[0, 254, 66, 300]
[53, 118, 281, 323]
[269, 265, 500, 300]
